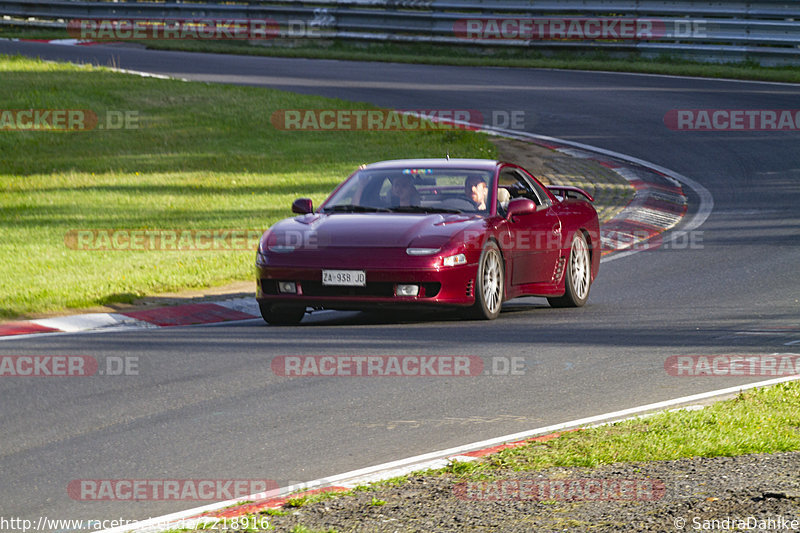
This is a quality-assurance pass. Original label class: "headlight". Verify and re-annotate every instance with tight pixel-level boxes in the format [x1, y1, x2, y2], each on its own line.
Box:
[442, 253, 467, 267]
[268, 244, 297, 253]
[277, 281, 298, 294]
[396, 284, 419, 296]
[406, 247, 440, 256]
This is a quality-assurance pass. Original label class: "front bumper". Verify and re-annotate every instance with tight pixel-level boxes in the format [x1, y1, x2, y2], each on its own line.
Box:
[256, 254, 478, 310]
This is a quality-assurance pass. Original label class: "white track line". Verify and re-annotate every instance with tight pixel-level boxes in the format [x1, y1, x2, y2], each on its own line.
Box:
[99, 373, 800, 533]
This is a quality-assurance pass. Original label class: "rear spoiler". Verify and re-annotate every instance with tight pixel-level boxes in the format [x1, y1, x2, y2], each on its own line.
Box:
[546, 185, 594, 203]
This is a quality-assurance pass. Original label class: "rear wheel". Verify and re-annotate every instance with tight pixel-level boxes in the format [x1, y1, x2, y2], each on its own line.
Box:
[259, 302, 306, 325]
[466, 241, 504, 320]
[548, 231, 591, 308]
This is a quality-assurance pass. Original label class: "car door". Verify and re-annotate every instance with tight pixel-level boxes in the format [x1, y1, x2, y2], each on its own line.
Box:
[498, 167, 562, 285]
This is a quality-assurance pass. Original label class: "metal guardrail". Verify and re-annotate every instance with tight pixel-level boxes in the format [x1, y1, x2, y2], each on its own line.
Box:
[1, 0, 799, 65]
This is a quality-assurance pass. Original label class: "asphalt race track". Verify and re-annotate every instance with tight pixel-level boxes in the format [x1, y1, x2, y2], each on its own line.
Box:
[1, 41, 799, 524]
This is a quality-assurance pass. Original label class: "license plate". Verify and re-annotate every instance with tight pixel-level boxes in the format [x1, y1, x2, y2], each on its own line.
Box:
[322, 269, 366, 286]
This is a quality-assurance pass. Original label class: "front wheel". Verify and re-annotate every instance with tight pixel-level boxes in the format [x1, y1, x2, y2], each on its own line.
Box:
[466, 241, 504, 320]
[259, 302, 306, 325]
[548, 231, 591, 308]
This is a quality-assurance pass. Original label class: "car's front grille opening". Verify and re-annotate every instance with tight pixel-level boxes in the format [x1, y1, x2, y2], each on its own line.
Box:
[260, 279, 278, 295]
[421, 283, 441, 298]
[302, 281, 396, 298]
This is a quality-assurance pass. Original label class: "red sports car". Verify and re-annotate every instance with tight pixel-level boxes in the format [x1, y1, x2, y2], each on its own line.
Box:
[256, 158, 600, 324]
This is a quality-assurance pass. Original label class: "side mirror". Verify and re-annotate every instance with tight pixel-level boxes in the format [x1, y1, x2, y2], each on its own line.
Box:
[292, 198, 313, 214]
[506, 198, 536, 219]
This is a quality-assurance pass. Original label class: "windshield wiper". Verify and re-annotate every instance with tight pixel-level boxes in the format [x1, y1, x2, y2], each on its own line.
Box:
[388, 205, 462, 214]
[322, 205, 390, 213]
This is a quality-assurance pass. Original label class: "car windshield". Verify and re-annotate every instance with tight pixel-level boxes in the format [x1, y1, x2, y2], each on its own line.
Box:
[321, 167, 495, 215]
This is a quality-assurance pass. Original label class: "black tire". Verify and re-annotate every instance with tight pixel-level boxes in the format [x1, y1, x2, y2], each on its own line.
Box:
[466, 241, 504, 320]
[259, 302, 306, 325]
[548, 231, 591, 308]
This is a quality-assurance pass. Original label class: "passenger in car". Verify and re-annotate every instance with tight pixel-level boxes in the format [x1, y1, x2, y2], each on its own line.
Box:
[496, 187, 511, 214]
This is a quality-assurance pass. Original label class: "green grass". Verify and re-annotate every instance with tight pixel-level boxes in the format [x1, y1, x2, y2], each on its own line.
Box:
[258, 508, 287, 517]
[284, 489, 344, 508]
[352, 475, 408, 492]
[2, 25, 798, 83]
[453, 381, 800, 479]
[0, 54, 494, 319]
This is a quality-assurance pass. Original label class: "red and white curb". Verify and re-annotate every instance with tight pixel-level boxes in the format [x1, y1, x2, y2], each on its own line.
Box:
[550, 146, 688, 255]
[0, 298, 260, 340]
[498, 129, 714, 265]
[96, 374, 800, 533]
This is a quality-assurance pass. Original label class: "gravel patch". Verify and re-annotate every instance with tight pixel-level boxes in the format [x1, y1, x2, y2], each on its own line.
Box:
[262, 452, 800, 532]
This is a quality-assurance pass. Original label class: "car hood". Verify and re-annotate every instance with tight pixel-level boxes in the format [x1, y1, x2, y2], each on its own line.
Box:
[266, 212, 484, 250]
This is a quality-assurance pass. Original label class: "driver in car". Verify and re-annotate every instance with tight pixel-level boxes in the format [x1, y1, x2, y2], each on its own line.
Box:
[389, 175, 421, 206]
[465, 175, 488, 211]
